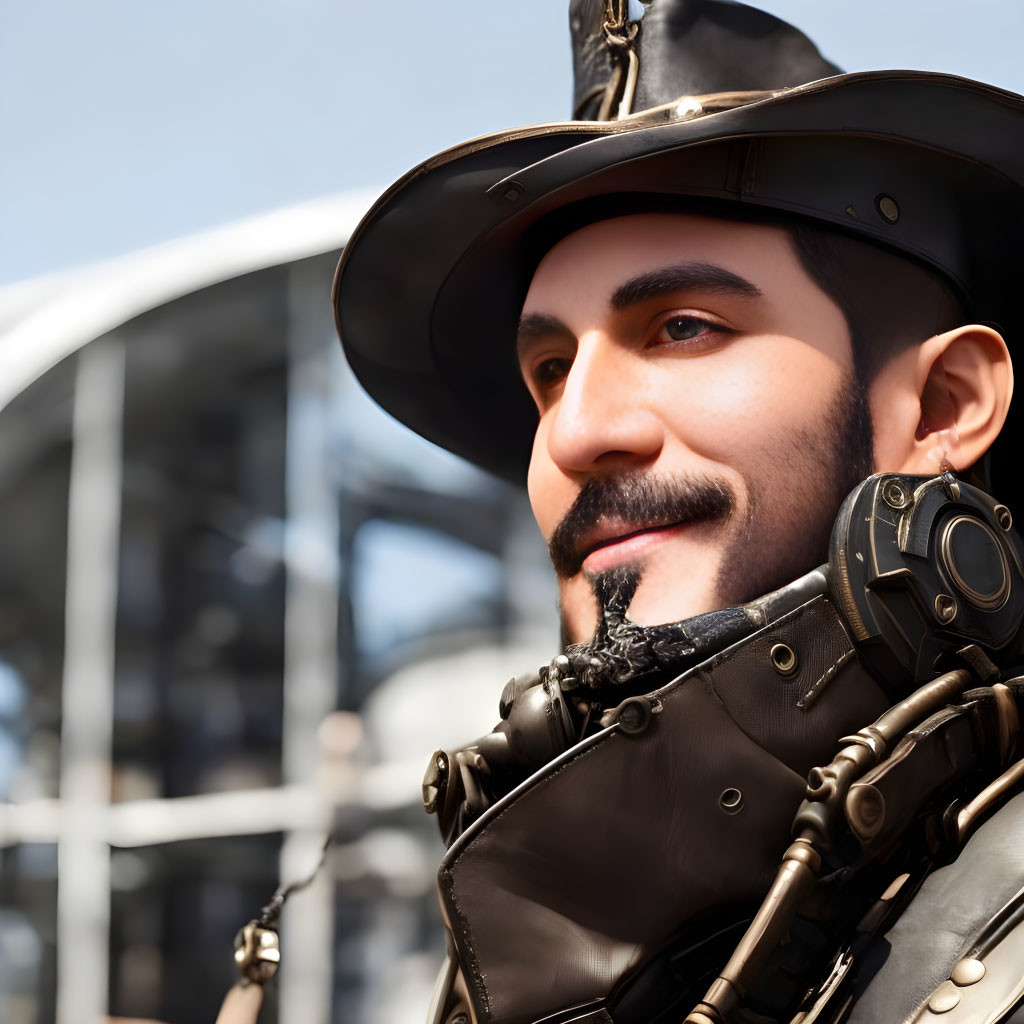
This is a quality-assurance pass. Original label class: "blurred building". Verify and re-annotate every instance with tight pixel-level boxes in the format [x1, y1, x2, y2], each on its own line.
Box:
[0, 193, 559, 1024]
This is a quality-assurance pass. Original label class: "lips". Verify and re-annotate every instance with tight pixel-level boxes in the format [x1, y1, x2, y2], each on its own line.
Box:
[546, 473, 736, 578]
[580, 521, 688, 574]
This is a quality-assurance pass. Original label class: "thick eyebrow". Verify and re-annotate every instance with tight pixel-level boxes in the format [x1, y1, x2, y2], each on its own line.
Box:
[516, 312, 574, 354]
[610, 261, 762, 311]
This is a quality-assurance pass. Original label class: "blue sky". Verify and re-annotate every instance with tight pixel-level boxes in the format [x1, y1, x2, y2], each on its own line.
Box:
[4, 0, 1024, 284]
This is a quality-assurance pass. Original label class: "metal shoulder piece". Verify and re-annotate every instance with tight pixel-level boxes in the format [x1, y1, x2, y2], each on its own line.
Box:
[421, 474, 1024, 1024]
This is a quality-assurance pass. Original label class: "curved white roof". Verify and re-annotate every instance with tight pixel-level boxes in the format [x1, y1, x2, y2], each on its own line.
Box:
[0, 188, 377, 414]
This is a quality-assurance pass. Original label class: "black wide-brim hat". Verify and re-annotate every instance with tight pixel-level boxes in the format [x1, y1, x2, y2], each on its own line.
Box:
[334, 0, 1024, 501]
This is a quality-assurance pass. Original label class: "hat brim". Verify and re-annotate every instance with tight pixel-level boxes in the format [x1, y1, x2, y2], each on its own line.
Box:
[334, 71, 1024, 490]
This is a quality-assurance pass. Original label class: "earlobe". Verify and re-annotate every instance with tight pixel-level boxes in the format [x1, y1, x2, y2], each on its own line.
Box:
[899, 325, 1012, 476]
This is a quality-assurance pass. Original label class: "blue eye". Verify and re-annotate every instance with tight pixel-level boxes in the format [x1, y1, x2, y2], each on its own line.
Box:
[652, 314, 731, 349]
[662, 316, 707, 341]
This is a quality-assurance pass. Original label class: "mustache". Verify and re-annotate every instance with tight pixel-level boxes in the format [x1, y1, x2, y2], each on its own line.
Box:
[547, 472, 736, 577]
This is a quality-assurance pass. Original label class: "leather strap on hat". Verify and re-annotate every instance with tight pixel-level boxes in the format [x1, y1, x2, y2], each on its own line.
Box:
[595, 0, 643, 120]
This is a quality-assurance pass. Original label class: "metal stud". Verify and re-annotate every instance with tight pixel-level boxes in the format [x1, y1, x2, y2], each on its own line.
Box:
[995, 504, 1013, 531]
[951, 957, 986, 986]
[934, 593, 958, 624]
[770, 643, 798, 676]
[719, 788, 744, 814]
[883, 479, 910, 510]
[876, 194, 900, 223]
[927, 981, 962, 1014]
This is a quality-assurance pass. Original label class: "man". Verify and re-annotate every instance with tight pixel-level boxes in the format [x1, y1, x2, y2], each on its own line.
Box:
[518, 210, 1007, 642]
[333, 2, 1024, 1022]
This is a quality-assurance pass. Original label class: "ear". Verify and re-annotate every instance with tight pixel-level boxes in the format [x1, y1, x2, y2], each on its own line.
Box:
[878, 325, 1013, 476]
[868, 323, 1011, 475]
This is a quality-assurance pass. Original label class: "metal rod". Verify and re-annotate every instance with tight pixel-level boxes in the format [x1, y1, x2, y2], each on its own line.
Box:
[55, 339, 126, 1024]
[278, 259, 340, 1024]
[957, 757, 1024, 843]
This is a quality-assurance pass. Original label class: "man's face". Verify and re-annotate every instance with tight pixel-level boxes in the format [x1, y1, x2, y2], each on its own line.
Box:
[518, 212, 874, 644]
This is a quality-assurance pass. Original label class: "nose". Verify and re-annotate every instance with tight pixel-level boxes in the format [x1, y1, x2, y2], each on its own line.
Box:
[544, 334, 664, 473]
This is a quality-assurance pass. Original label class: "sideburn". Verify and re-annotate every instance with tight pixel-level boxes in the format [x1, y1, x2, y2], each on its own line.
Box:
[712, 368, 875, 608]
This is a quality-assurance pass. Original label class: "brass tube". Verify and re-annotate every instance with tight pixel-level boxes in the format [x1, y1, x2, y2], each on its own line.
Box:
[957, 757, 1024, 843]
[685, 839, 821, 1023]
[871, 669, 971, 743]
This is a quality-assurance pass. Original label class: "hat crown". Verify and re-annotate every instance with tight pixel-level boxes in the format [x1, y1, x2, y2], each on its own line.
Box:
[570, 0, 842, 119]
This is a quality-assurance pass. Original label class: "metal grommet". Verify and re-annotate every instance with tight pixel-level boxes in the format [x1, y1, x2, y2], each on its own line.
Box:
[719, 788, 744, 814]
[502, 183, 523, 202]
[876, 194, 900, 223]
[770, 643, 798, 676]
[616, 696, 653, 735]
[934, 593, 958, 624]
[994, 504, 1013, 531]
[883, 479, 909, 510]
[448, 1014, 470, 1024]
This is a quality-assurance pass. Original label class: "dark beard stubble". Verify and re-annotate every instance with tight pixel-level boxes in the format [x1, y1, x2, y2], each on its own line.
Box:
[713, 370, 875, 608]
[550, 369, 875, 632]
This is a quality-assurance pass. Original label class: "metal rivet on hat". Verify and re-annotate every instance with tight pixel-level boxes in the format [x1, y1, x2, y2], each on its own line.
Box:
[934, 593, 958, 623]
[995, 504, 1013, 531]
[674, 97, 703, 119]
[719, 788, 744, 814]
[950, 958, 986, 986]
[927, 981, 962, 1014]
[502, 183, 524, 202]
[770, 643, 798, 676]
[876, 194, 900, 223]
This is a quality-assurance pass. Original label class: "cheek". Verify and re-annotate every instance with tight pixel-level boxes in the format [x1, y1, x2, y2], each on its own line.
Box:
[655, 338, 847, 458]
[527, 420, 566, 538]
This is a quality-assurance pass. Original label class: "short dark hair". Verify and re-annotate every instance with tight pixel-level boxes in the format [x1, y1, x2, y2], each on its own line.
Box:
[786, 221, 969, 384]
[529, 193, 970, 386]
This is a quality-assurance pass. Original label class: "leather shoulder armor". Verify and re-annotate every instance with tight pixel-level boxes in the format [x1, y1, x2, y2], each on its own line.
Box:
[847, 792, 1024, 1024]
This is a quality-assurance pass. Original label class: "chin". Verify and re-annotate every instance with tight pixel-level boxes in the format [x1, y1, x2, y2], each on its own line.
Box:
[624, 552, 723, 627]
[559, 570, 722, 645]
[626, 586, 720, 628]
